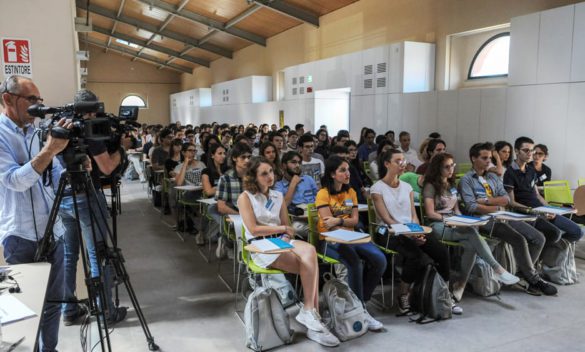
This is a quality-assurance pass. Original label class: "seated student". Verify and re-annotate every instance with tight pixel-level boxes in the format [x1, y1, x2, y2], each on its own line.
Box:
[335, 130, 350, 147]
[165, 139, 183, 177]
[220, 130, 232, 150]
[423, 153, 520, 301]
[202, 143, 227, 198]
[369, 140, 394, 180]
[357, 128, 377, 162]
[504, 137, 584, 244]
[459, 142, 556, 296]
[175, 143, 206, 187]
[398, 131, 422, 171]
[345, 140, 372, 188]
[238, 158, 339, 347]
[330, 145, 367, 203]
[151, 128, 173, 171]
[298, 134, 325, 186]
[316, 156, 386, 331]
[274, 151, 318, 240]
[488, 141, 513, 179]
[314, 128, 330, 159]
[268, 131, 286, 158]
[286, 130, 298, 152]
[260, 141, 283, 181]
[370, 149, 455, 314]
[201, 134, 221, 165]
[416, 138, 446, 175]
[215, 142, 253, 257]
[529, 144, 552, 187]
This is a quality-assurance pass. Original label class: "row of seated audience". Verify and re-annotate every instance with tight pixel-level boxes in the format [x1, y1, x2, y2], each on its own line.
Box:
[132, 121, 583, 347]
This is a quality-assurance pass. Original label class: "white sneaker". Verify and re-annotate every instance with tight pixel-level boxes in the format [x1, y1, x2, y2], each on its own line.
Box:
[497, 271, 520, 286]
[451, 302, 463, 315]
[364, 310, 383, 331]
[295, 307, 325, 332]
[306, 328, 340, 347]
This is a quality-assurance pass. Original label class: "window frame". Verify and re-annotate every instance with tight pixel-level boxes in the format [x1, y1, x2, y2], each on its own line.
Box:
[120, 94, 147, 109]
[467, 32, 510, 80]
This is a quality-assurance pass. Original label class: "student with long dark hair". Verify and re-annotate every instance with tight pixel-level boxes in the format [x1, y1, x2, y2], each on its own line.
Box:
[371, 149, 452, 314]
[416, 138, 446, 175]
[316, 156, 386, 331]
[202, 143, 228, 198]
[314, 128, 330, 159]
[488, 141, 513, 178]
[238, 157, 339, 347]
[423, 153, 519, 301]
[165, 138, 184, 177]
[201, 134, 221, 165]
[260, 141, 283, 181]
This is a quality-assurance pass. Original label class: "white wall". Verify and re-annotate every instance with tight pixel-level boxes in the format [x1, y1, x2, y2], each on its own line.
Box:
[0, 0, 79, 111]
[314, 89, 350, 136]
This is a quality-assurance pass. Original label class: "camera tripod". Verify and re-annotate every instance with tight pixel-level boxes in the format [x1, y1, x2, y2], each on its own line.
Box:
[35, 166, 159, 352]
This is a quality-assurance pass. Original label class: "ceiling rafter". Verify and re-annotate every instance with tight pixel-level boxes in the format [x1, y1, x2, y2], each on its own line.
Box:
[92, 25, 209, 67]
[81, 37, 192, 73]
[76, 0, 233, 59]
[105, 0, 127, 53]
[252, 0, 319, 27]
[136, 0, 267, 46]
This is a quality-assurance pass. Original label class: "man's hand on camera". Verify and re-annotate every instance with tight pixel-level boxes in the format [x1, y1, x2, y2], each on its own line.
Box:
[45, 118, 72, 155]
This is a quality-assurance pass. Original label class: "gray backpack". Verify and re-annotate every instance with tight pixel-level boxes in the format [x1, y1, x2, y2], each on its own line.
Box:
[541, 239, 579, 285]
[261, 274, 297, 308]
[244, 286, 294, 351]
[322, 278, 368, 341]
[468, 257, 501, 296]
[410, 264, 452, 324]
[493, 241, 517, 275]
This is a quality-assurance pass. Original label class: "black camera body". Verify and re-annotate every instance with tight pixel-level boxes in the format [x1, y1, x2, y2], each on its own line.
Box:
[28, 101, 139, 171]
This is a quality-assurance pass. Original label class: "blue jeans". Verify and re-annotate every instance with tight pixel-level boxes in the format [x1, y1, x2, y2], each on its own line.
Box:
[535, 215, 585, 243]
[3, 236, 64, 352]
[58, 192, 115, 318]
[324, 241, 387, 302]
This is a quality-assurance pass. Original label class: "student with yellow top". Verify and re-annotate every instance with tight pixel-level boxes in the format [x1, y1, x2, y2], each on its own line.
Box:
[316, 156, 386, 331]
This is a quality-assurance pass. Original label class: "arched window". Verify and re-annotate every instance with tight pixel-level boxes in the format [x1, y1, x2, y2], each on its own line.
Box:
[468, 32, 510, 79]
[121, 95, 147, 108]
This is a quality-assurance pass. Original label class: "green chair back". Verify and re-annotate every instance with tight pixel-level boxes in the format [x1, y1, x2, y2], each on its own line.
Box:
[455, 162, 472, 179]
[367, 197, 377, 236]
[544, 180, 574, 205]
[578, 178, 585, 187]
[306, 203, 339, 265]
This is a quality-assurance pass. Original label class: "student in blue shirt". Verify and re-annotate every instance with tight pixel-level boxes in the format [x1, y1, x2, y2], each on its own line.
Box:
[274, 151, 318, 239]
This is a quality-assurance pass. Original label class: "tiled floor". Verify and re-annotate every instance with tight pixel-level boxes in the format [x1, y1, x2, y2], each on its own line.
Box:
[58, 181, 585, 352]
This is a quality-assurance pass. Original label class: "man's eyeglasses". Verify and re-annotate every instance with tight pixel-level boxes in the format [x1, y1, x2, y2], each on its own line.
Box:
[520, 148, 535, 154]
[8, 92, 43, 104]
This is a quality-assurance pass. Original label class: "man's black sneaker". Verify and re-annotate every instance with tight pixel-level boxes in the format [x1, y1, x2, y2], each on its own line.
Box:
[530, 279, 558, 296]
[63, 306, 88, 326]
[107, 307, 128, 325]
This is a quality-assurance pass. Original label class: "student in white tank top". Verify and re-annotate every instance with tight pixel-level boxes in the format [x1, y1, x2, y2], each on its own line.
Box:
[237, 157, 339, 347]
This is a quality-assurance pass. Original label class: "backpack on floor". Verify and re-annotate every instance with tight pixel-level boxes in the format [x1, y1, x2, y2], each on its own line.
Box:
[261, 274, 298, 309]
[468, 257, 501, 297]
[244, 286, 294, 351]
[410, 264, 452, 324]
[541, 239, 579, 285]
[493, 241, 517, 276]
[322, 278, 368, 341]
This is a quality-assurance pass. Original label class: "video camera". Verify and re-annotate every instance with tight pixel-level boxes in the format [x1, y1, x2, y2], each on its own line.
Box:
[27, 101, 140, 170]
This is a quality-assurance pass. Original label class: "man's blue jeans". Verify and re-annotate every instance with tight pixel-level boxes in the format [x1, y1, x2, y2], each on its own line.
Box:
[58, 191, 115, 318]
[3, 236, 64, 352]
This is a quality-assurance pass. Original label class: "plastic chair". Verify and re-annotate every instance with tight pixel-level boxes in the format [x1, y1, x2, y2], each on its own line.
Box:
[578, 178, 585, 187]
[455, 163, 472, 178]
[544, 180, 574, 206]
[306, 204, 340, 267]
[363, 161, 377, 182]
[216, 216, 239, 292]
[235, 225, 285, 321]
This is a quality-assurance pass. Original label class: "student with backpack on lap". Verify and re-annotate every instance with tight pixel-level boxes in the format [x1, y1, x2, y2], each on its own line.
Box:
[422, 153, 520, 301]
[238, 157, 339, 347]
[316, 156, 387, 331]
[370, 149, 459, 315]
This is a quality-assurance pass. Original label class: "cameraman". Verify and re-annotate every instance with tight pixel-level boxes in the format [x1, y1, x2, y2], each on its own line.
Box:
[0, 75, 71, 352]
[58, 89, 127, 326]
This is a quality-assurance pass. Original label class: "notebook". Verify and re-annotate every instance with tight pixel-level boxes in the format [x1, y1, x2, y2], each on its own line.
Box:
[391, 223, 425, 234]
[321, 229, 369, 242]
[253, 238, 294, 252]
[532, 205, 575, 215]
[444, 215, 488, 224]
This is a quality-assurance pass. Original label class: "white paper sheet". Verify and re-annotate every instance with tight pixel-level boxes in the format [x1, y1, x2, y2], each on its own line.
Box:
[321, 229, 369, 242]
[532, 206, 575, 215]
[444, 215, 487, 224]
[0, 294, 36, 325]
